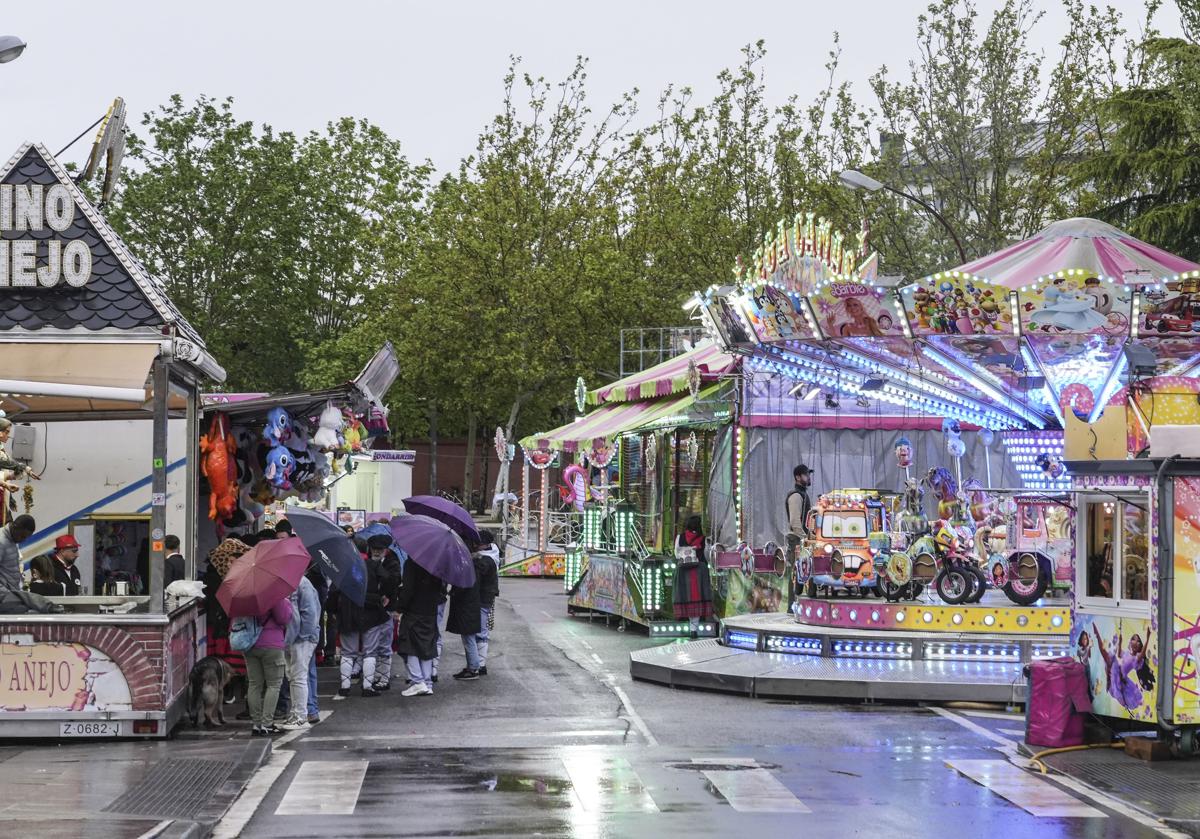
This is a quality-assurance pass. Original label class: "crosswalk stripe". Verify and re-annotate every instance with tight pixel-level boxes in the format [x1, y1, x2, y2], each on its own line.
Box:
[946, 759, 1106, 818]
[274, 760, 369, 815]
[561, 755, 659, 813]
[692, 758, 811, 813]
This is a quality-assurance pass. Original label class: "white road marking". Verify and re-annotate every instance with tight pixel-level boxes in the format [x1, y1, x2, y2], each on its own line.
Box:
[930, 706, 1019, 753]
[1000, 728, 1026, 737]
[273, 710, 334, 748]
[605, 676, 659, 747]
[961, 710, 1025, 721]
[562, 754, 659, 813]
[591, 653, 604, 664]
[134, 820, 172, 839]
[303, 729, 627, 743]
[693, 758, 810, 813]
[947, 759, 1105, 818]
[211, 750, 295, 839]
[274, 760, 369, 815]
[579, 638, 593, 650]
[935, 706, 1194, 837]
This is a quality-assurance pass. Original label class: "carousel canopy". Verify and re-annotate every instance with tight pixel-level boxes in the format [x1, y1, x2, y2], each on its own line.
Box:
[698, 212, 1200, 432]
[588, 341, 736, 406]
[522, 383, 730, 453]
[948, 217, 1200, 289]
[0, 143, 225, 420]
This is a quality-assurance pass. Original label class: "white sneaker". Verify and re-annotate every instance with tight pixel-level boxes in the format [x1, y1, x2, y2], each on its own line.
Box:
[278, 717, 310, 731]
[401, 682, 432, 697]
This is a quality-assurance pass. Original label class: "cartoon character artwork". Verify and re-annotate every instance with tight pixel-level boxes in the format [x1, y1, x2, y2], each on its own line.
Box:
[200, 413, 238, 522]
[1021, 275, 1131, 335]
[894, 436, 914, 470]
[741, 283, 808, 343]
[1093, 624, 1155, 711]
[342, 409, 366, 453]
[1029, 289, 1109, 332]
[902, 278, 1010, 336]
[941, 418, 965, 459]
[262, 407, 293, 446]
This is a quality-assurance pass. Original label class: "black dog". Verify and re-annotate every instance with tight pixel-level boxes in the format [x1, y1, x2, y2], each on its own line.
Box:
[189, 655, 234, 727]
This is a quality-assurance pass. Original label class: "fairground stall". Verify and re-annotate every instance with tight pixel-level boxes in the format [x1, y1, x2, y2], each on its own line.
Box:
[0, 141, 222, 737]
[195, 343, 398, 558]
[632, 213, 1200, 706]
[518, 344, 736, 634]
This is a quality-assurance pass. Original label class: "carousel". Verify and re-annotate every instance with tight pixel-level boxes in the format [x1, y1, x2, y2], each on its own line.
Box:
[631, 214, 1200, 716]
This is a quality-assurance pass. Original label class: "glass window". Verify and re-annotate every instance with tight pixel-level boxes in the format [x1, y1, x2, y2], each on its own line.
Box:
[1085, 501, 1115, 599]
[1122, 503, 1149, 600]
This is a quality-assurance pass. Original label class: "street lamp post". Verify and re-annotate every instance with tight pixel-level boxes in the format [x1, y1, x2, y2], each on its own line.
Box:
[0, 35, 26, 64]
[839, 168, 967, 264]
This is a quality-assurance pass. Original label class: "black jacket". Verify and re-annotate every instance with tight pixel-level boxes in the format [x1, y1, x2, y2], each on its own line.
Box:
[394, 560, 445, 617]
[475, 553, 499, 608]
[52, 555, 82, 596]
[165, 553, 186, 587]
[332, 553, 395, 632]
[201, 564, 231, 638]
[447, 554, 499, 635]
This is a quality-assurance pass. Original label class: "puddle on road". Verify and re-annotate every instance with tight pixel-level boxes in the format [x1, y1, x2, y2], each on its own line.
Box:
[476, 773, 574, 796]
[664, 761, 781, 771]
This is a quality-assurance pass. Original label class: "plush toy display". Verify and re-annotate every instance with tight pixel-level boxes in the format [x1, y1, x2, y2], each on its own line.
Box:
[263, 407, 293, 446]
[200, 413, 238, 521]
[364, 404, 389, 437]
[342, 409, 366, 453]
[263, 445, 296, 490]
[313, 403, 344, 451]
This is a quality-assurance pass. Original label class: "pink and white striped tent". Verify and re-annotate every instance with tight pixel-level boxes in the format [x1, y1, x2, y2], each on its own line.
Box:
[588, 341, 738, 406]
[949, 217, 1200, 288]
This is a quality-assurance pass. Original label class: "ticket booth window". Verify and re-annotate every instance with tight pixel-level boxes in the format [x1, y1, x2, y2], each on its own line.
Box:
[1078, 494, 1149, 612]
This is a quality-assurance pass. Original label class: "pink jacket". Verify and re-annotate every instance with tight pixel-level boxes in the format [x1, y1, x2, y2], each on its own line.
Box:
[253, 597, 294, 649]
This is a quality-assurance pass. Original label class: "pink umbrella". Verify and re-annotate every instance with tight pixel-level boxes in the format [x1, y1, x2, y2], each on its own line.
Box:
[217, 537, 311, 618]
[947, 217, 1200, 289]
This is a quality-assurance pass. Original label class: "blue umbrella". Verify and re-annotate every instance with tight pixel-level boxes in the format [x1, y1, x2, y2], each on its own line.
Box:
[283, 507, 367, 605]
[389, 514, 475, 588]
[356, 522, 408, 570]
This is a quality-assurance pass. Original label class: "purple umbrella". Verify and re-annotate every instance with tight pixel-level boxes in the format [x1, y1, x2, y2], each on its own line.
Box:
[401, 495, 481, 544]
[389, 514, 476, 588]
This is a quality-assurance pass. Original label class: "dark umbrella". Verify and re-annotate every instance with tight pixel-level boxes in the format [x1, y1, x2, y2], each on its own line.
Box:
[401, 495, 480, 544]
[217, 537, 311, 618]
[284, 506, 368, 605]
[389, 514, 475, 588]
[356, 522, 408, 570]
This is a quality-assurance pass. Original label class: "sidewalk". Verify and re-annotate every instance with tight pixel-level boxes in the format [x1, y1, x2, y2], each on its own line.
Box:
[0, 735, 270, 839]
[1019, 741, 1200, 837]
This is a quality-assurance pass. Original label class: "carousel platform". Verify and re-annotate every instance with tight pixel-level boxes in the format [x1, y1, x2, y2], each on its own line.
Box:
[630, 594, 1071, 703]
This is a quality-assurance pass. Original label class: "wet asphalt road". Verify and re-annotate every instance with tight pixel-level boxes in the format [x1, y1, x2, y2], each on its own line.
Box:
[224, 579, 1174, 838]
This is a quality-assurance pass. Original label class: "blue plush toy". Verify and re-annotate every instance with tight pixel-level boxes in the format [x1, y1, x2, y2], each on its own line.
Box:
[263, 446, 295, 490]
[263, 407, 293, 446]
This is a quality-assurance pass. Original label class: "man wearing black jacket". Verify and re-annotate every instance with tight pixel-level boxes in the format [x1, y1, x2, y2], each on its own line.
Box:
[451, 538, 501, 681]
[395, 555, 446, 697]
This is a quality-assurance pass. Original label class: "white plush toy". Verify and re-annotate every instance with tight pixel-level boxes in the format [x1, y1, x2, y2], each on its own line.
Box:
[312, 403, 344, 451]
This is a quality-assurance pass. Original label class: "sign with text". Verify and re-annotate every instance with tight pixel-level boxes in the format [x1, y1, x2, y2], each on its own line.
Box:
[0, 184, 93, 288]
[370, 450, 416, 463]
[0, 641, 131, 712]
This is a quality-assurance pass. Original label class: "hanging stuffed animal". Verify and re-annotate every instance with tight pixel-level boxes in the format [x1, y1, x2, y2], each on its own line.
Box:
[263, 407, 293, 446]
[200, 413, 238, 522]
[313, 403, 344, 451]
[342, 409, 366, 453]
[263, 445, 296, 490]
[285, 419, 312, 454]
[364, 404, 389, 437]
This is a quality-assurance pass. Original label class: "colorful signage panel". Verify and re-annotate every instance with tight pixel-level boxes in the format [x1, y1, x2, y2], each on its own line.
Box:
[1139, 279, 1200, 337]
[809, 281, 905, 338]
[1069, 613, 1158, 722]
[739, 284, 812, 343]
[900, 277, 1012, 337]
[1172, 477, 1200, 723]
[1018, 275, 1132, 335]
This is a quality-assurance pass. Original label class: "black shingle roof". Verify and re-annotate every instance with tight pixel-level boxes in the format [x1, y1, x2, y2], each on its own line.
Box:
[0, 143, 218, 374]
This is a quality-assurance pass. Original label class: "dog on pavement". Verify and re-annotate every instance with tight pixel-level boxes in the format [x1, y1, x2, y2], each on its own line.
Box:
[189, 655, 234, 727]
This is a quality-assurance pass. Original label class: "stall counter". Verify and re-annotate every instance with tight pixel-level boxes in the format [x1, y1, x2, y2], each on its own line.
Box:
[0, 597, 205, 738]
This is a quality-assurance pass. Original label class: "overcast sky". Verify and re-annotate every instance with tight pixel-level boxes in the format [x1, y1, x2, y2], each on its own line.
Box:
[0, 1, 1180, 176]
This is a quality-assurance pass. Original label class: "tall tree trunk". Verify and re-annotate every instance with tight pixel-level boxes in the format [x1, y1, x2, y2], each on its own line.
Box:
[479, 442, 490, 516]
[428, 400, 438, 493]
[463, 409, 477, 511]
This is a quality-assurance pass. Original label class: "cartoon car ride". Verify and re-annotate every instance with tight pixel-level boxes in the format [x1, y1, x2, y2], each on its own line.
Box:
[795, 490, 888, 597]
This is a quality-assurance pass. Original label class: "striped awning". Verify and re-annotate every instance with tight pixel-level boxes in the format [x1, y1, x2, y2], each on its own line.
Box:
[522, 384, 730, 452]
[588, 341, 738, 406]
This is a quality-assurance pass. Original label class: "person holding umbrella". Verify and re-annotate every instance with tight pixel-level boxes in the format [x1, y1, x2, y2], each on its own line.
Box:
[218, 538, 310, 736]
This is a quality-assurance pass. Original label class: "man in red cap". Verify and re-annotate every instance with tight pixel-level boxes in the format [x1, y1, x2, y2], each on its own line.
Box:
[50, 535, 83, 596]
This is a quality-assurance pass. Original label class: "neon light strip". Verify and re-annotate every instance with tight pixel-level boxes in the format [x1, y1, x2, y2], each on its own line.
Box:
[1020, 344, 1064, 427]
[919, 342, 1048, 427]
[1088, 354, 1127, 423]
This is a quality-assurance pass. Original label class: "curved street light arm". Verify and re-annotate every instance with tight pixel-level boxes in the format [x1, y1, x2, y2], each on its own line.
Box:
[878, 183, 968, 264]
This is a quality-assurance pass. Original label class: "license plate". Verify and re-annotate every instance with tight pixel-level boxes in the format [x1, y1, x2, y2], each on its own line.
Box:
[60, 721, 121, 737]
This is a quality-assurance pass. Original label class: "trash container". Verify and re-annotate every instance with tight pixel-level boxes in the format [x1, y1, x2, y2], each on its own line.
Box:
[1024, 656, 1093, 748]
